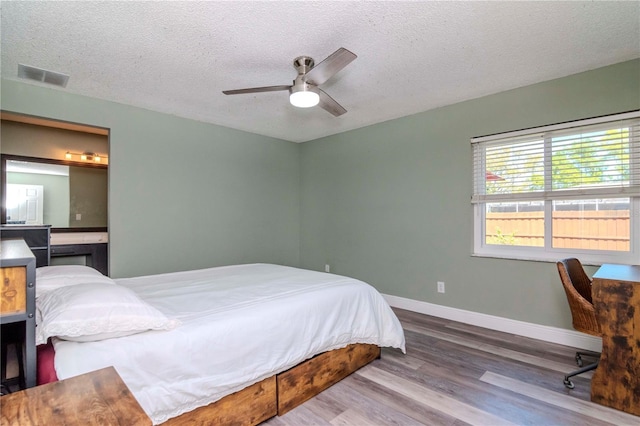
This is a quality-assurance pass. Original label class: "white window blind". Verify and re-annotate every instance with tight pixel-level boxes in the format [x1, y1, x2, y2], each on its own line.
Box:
[472, 111, 640, 204]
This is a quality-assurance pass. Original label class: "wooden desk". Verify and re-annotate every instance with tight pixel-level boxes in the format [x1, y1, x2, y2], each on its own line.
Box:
[0, 366, 151, 425]
[591, 263, 640, 416]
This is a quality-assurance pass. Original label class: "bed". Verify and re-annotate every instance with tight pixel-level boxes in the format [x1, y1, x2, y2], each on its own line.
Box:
[34, 263, 406, 425]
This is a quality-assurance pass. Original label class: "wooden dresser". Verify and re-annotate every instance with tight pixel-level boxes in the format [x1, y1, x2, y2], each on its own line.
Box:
[0, 239, 36, 389]
[0, 366, 151, 425]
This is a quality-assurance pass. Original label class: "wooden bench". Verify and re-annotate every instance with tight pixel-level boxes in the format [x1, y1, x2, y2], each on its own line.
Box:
[0, 366, 151, 425]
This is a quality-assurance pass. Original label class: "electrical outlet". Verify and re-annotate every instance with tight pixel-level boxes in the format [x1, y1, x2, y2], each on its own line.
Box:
[76, 213, 82, 221]
[325, 264, 331, 273]
[437, 281, 445, 293]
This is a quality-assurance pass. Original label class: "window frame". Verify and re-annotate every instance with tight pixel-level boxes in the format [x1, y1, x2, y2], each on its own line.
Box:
[472, 111, 640, 265]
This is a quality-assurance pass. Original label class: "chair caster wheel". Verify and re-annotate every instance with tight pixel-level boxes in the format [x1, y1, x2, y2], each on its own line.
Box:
[563, 379, 575, 389]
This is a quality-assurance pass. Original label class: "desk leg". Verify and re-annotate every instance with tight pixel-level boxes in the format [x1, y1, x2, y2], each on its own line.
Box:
[591, 278, 640, 416]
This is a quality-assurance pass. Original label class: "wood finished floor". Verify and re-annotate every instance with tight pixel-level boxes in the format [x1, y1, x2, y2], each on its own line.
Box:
[265, 308, 639, 426]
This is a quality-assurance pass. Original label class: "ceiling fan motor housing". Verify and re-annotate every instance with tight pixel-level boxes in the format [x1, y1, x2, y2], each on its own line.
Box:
[293, 56, 315, 75]
[290, 80, 317, 94]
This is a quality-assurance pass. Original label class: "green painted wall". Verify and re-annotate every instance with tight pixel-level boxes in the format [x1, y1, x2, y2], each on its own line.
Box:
[299, 59, 640, 329]
[1, 79, 301, 278]
[68, 167, 108, 228]
[2, 59, 638, 330]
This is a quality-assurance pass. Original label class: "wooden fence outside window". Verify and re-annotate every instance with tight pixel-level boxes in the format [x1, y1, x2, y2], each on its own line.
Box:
[486, 211, 630, 251]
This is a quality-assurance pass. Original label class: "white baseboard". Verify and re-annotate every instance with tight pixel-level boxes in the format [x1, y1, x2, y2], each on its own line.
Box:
[383, 294, 601, 352]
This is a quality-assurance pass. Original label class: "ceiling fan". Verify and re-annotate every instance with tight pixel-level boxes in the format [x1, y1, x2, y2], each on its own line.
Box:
[222, 47, 357, 117]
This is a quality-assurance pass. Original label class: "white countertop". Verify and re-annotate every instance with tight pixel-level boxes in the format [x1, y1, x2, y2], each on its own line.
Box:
[50, 232, 109, 246]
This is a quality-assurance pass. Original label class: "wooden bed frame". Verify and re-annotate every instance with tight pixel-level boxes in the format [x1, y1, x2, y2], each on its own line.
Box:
[163, 343, 381, 425]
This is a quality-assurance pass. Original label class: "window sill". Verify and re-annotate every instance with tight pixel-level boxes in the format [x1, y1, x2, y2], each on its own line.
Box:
[471, 250, 639, 267]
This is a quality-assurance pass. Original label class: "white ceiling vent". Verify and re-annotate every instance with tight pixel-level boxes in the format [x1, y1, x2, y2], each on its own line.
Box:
[18, 64, 69, 87]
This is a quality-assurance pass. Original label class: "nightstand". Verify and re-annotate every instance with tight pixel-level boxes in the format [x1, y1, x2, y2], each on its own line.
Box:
[1, 239, 36, 389]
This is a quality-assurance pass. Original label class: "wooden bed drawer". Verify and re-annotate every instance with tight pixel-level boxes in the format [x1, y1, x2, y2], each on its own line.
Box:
[277, 343, 381, 415]
[162, 376, 276, 426]
[0, 266, 27, 315]
[160, 343, 380, 425]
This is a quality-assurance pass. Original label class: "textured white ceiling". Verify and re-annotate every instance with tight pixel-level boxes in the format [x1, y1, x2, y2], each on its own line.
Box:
[2, 1, 639, 143]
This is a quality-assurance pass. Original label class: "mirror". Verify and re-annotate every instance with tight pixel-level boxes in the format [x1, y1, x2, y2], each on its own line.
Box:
[2, 154, 107, 229]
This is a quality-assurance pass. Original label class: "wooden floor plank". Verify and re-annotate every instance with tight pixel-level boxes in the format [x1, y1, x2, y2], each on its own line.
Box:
[403, 320, 575, 373]
[340, 372, 459, 426]
[264, 404, 330, 425]
[329, 409, 376, 426]
[262, 308, 638, 425]
[357, 365, 518, 426]
[322, 377, 442, 426]
[299, 392, 348, 422]
[408, 354, 594, 425]
[380, 346, 426, 370]
[481, 371, 639, 425]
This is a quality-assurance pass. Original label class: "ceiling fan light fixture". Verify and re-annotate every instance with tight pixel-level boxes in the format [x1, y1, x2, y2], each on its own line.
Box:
[289, 85, 319, 108]
[222, 47, 356, 116]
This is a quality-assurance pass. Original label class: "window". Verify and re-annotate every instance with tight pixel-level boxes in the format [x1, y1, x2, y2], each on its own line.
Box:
[472, 111, 640, 264]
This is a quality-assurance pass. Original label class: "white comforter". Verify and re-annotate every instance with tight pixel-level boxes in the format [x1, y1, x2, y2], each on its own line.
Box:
[52, 264, 406, 424]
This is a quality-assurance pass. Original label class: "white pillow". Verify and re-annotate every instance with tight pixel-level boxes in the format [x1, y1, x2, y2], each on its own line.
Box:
[36, 265, 104, 279]
[36, 282, 180, 343]
[36, 265, 115, 298]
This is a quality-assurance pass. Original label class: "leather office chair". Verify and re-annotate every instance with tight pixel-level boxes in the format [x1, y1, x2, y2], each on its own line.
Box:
[556, 258, 601, 389]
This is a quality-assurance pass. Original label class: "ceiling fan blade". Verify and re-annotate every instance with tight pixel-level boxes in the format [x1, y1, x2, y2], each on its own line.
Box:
[303, 48, 357, 86]
[222, 85, 291, 95]
[317, 88, 347, 117]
